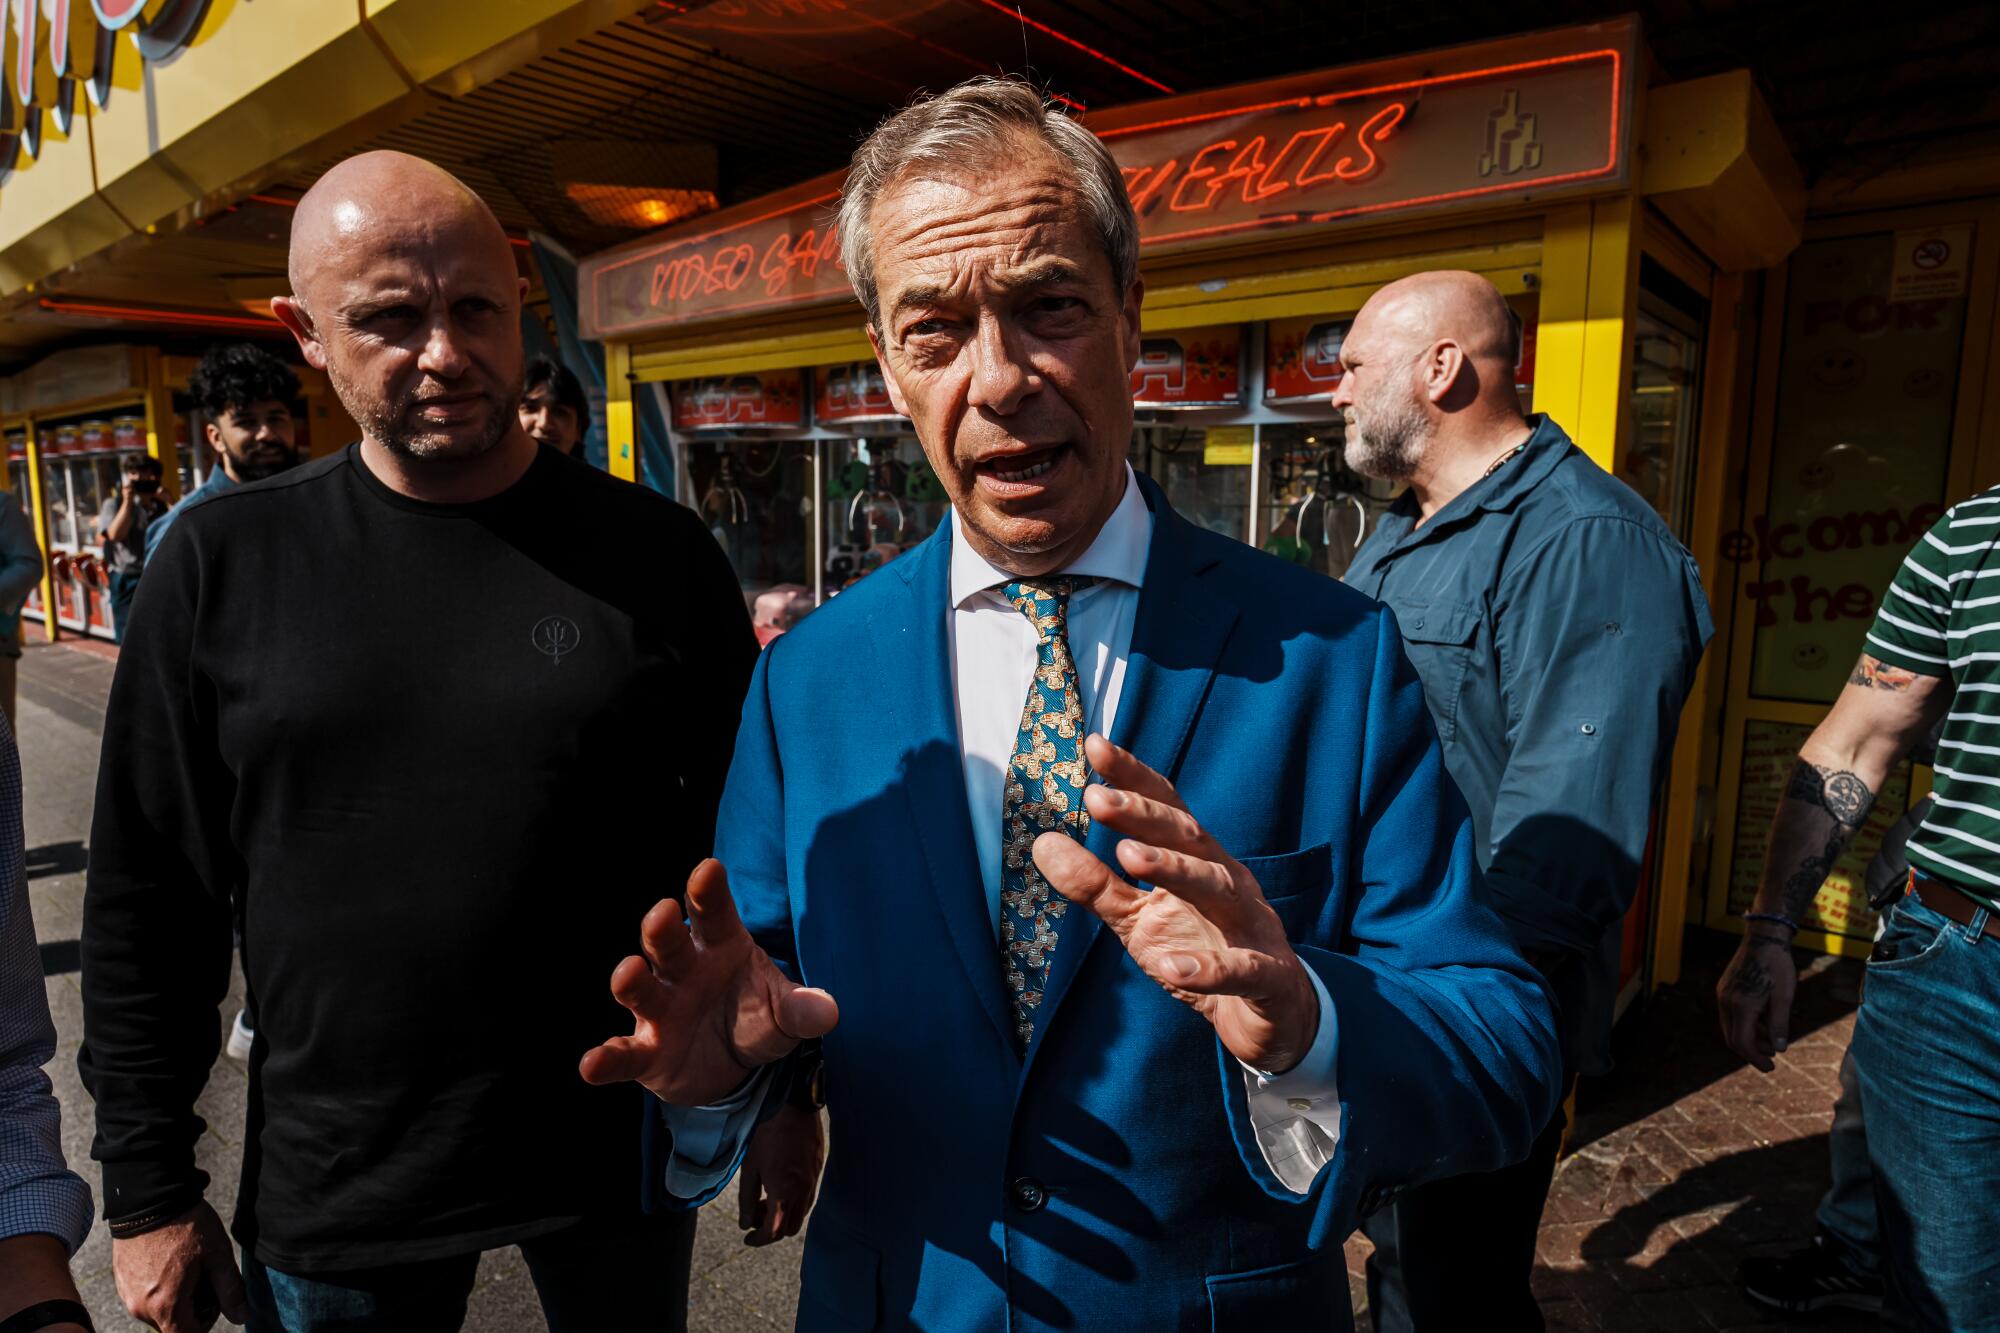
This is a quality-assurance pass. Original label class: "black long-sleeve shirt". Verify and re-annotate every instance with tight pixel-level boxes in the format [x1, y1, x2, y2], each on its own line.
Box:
[79, 443, 757, 1271]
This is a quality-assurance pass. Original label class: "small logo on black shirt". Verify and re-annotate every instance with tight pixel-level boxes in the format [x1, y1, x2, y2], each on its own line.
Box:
[531, 616, 580, 665]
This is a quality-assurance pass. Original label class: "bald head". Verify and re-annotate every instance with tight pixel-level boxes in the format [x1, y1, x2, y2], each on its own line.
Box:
[287, 151, 511, 304]
[273, 150, 530, 470]
[1360, 270, 1522, 383]
[1331, 270, 1530, 491]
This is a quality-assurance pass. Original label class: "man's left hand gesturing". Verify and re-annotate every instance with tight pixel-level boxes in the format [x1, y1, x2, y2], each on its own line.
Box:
[1034, 734, 1321, 1074]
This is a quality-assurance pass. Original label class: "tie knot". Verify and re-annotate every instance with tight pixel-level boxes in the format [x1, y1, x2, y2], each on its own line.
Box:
[1004, 576, 1094, 635]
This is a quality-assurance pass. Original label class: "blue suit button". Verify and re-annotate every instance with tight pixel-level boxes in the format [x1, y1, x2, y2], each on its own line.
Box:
[1010, 1176, 1047, 1212]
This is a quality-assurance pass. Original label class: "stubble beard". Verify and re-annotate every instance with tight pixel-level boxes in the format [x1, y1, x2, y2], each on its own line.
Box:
[231, 445, 301, 482]
[1341, 397, 1435, 483]
[334, 362, 520, 462]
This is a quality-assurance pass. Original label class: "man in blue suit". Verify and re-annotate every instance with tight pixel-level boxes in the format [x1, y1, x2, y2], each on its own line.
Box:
[583, 77, 1560, 1330]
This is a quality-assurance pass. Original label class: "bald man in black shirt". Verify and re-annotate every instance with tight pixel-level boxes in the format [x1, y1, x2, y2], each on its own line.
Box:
[80, 151, 757, 1333]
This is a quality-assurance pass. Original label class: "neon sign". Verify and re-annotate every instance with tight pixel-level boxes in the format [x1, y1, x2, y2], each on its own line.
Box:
[1119, 104, 1408, 219]
[1094, 45, 1624, 250]
[581, 19, 1634, 339]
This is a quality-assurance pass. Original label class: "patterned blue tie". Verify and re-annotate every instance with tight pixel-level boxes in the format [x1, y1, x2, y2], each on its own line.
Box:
[999, 576, 1096, 1049]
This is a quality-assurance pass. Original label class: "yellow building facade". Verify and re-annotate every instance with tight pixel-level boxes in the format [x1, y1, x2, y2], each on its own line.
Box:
[0, 0, 1995, 994]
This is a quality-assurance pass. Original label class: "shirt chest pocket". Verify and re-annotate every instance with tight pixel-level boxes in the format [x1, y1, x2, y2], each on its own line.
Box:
[1395, 601, 1481, 742]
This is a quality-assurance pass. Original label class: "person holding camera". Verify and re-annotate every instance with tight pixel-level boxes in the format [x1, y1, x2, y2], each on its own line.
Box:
[95, 455, 168, 644]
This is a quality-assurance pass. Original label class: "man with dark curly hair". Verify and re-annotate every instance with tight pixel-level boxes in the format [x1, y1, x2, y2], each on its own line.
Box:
[143, 343, 303, 567]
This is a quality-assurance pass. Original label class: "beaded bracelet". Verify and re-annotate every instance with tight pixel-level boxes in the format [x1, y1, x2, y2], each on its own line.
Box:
[1745, 910, 1801, 934]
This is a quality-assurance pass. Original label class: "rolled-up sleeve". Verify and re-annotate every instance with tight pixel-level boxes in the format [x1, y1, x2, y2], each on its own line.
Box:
[1483, 518, 1712, 956]
[0, 718, 94, 1255]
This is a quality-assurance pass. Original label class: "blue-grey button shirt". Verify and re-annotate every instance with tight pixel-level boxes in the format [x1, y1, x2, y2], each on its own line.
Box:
[1345, 415, 1713, 1074]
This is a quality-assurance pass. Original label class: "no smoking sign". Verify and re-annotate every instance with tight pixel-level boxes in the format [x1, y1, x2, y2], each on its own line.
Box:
[1891, 226, 1971, 302]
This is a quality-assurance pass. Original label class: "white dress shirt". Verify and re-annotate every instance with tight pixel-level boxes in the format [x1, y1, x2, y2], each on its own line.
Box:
[664, 466, 1341, 1197]
[949, 465, 1339, 1194]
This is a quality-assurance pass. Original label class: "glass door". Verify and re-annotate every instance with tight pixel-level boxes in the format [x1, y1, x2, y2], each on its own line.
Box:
[1622, 263, 1707, 539]
[1704, 204, 1997, 955]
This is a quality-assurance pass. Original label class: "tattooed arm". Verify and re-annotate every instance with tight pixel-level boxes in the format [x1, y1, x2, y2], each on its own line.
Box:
[1718, 653, 1948, 1071]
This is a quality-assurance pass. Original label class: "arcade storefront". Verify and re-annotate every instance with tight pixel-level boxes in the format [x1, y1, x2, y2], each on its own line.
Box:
[576, 16, 1829, 998]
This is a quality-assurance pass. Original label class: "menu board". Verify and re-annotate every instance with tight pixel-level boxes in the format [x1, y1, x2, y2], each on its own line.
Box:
[1727, 718, 1910, 941]
[670, 370, 805, 431]
[1130, 326, 1241, 407]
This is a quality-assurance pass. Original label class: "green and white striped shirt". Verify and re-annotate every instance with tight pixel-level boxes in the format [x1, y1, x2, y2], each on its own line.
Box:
[1866, 491, 2000, 912]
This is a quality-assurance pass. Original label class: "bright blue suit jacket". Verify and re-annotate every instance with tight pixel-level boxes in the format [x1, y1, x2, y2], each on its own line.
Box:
[670, 475, 1559, 1331]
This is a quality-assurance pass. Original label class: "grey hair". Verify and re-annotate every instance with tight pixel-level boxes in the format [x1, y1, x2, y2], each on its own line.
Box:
[837, 76, 1139, 329]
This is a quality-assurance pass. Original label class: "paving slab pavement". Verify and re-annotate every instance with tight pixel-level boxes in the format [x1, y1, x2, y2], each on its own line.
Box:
[23, 637, 1874, 1331]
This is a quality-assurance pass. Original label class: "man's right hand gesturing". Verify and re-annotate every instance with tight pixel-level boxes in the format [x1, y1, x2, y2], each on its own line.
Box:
[579, 858, 838, 1106]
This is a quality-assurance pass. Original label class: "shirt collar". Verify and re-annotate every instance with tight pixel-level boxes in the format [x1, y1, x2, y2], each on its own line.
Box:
[1377, 413, 1573, 544]
[949, 463, 1150, 609]
[1468, 413, 1571, 512]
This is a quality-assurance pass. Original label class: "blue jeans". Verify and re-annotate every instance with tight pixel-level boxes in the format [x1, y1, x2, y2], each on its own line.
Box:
[1852, 893, 2000, 1331]
[1815, 1042, 1879, 1277]
[241, 1209, 696, 1332]
[109, 569, 141, 645]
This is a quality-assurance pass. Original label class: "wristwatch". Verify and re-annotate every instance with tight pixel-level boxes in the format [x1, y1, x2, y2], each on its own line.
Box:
[786, 1042, 826, 1112]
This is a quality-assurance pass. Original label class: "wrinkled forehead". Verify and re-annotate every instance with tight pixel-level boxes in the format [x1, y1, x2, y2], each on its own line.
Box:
[869, 156, 1107, 299]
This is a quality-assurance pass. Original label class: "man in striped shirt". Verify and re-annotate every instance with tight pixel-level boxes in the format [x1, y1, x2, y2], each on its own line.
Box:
[1719, 494, 2000, 1333]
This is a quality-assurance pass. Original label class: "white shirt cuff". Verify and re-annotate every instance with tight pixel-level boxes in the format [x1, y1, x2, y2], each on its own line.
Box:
[1237, 964, 1341, 1195]
[658, 1067, 775, 1199]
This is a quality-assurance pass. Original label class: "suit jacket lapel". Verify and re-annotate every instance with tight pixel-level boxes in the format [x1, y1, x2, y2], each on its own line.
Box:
[1025, 478, 1241, 1066]
[869, 527, 1018, 1058]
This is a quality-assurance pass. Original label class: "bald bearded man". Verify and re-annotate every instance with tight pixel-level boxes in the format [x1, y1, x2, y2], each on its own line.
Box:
[79, 153, 756, 1332]
[1336, 272, 1712, 1331]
